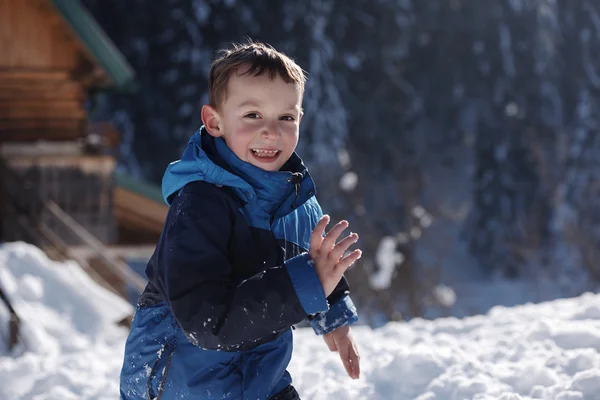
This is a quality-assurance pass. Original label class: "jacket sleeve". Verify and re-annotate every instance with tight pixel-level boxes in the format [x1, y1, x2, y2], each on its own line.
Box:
[309, 279, 359, 335]
[306, 202, 359, 335]
[148, 184, 329, 351]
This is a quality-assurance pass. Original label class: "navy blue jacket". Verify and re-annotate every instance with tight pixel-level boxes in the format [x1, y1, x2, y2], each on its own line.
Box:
[120, 127, 358, 400]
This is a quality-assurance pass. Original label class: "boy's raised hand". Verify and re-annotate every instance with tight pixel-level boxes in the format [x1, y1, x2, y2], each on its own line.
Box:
[309, 215, 362, 297]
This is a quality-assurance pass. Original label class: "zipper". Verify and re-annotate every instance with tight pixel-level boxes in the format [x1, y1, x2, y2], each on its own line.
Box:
[270, 172, 304, 226]
[290, 172, 303, 210]
[147, 341, 176, 400]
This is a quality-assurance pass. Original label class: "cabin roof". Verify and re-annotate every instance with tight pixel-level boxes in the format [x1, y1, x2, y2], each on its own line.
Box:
[49, 0, 137, 92]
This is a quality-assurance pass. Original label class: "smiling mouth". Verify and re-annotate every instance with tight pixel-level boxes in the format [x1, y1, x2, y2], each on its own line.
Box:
[251, 149, 280, 158]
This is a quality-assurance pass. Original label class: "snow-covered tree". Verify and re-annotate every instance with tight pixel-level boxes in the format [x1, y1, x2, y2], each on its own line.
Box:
[551, 0, 600, 285]
[83, 0, 600, 323]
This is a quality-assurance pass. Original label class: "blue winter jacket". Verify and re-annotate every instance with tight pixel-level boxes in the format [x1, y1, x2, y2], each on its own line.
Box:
[119, 127, 358, 400]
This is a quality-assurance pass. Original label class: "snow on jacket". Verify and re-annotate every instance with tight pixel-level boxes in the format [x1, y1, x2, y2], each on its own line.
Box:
[119, 126, 358, 400]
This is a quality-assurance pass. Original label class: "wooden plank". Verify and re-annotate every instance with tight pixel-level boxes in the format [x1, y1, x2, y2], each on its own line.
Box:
[0, 87, 84, 101]
[113, 198, 168, 227]
[113, 188, 168, 231]
[38, 223, 124, 298]
[114, 206, 166, 233]
[0, 128, 84, 142]
[0, 157, 137, 310]
[31, 0, 95, 71]
[2, 0, 79, 69]
[45, 201, 147, 293]
[0, 99, 83, 110]
[0, 99, 83, 111]
[0, 77, 78, 89]
[4, 155, 114, 170]
[113, 195, 167, 225]
[115, 208, 165, 234]
[0, 81, 84, 100]
[0, 118, 83, 131]
[0, 69, 70, 81]
[0, 106, 86, 119]
[0, 109, 86, 119]
[0, 0, 14, 68]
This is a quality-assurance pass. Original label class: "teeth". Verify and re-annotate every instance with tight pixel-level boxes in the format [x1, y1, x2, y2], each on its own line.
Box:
[252, 149, 279, 156]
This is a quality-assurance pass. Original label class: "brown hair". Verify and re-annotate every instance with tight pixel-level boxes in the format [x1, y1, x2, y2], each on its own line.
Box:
[208, 40, 307, 109]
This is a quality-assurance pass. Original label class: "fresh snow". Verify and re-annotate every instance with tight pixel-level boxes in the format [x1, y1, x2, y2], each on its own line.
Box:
[370, 236, 404, 291]
[1, 241, 600, 399]
[339, 171, 358, 192]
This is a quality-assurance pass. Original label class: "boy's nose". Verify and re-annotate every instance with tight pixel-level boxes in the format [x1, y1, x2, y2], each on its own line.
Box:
[261, 121, 280, 139]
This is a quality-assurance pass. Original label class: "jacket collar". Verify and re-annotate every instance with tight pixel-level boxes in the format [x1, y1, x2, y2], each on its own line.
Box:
[162, 126, 316, 217]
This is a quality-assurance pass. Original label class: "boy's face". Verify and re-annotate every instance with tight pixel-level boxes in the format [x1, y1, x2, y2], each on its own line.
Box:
[202, 70, 303, 172]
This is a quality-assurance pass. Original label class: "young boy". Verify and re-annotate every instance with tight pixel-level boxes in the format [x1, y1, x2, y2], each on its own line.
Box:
[119, 41, 362, 400]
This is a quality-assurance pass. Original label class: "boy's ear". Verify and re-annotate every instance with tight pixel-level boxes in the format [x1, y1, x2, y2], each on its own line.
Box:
[201, 105, 223, 137]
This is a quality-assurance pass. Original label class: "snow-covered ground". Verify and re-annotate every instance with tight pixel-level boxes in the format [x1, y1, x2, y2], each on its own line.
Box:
[1, 241, 600, 400]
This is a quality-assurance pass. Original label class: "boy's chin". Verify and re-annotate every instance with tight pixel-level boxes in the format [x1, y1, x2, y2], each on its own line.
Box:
[248, 161, 283, 172]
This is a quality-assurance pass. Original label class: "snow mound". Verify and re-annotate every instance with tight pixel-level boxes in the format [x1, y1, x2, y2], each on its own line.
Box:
[290, 294, 600, 399]
[1, 241, 600, 399]
[0, 242, 132, 400]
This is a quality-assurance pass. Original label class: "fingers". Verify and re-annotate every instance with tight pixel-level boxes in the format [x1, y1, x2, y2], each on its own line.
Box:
[321, 220, 349, 252]
[329, 232, 359, 262]
[349, 340, 361, 379]
[310, 216, 362, 297]
[335, 249, 362, 275]
[338, 338, 358, 379]
[323, 334, 338, 352]
[337, 336, 361, 380]
[310, 215, 330, 252]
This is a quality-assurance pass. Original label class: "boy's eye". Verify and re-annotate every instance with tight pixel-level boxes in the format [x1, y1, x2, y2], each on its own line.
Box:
[280, 115, 295, 121]
[245, 113, 260, 119]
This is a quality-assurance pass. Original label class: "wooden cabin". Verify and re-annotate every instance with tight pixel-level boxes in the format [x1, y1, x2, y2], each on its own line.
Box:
[0, 0, 168, 301]
[0, 0, 136, 141]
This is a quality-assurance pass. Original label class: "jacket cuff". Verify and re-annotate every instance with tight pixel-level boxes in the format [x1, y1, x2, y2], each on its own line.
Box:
[310, 294, 358, 335]
[285, 253, 329, 315]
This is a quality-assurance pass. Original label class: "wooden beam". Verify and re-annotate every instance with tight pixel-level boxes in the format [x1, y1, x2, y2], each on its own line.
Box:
[0, 99, 84, 116]
[0, 99, 83, 108]
[0, 81, 84, 100]
[115, 208, 165, 234]
[0, 69, 70, 81]
[45, 201, 147, 293]
[0, 76, 80, 88]
[38, 223, 125, 299]
[0, 118, 83, 131]
[28, 0, 105, 82]
[0, 162, 134, 327]
[0, 140, 84, 156]
[0, 128, 84, 142]
[3, 154, 115, 174]
[114, 188, 168, 220]
[0, 107, 86, 120]
[113, 188, 168, 234]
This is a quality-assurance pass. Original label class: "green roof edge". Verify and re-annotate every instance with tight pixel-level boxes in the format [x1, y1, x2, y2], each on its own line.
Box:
[114, 173, 165, 205]
[49, 0, 137, 92]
